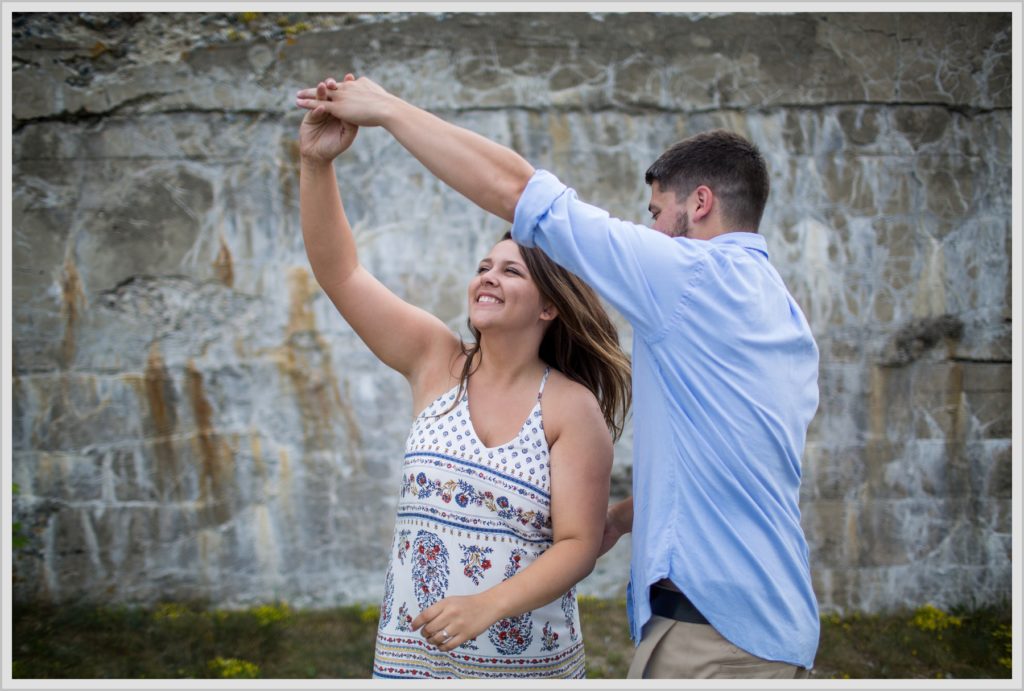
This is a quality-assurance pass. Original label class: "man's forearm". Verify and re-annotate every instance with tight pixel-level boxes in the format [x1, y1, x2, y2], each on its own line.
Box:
[609, 497, 634, 535]
[380, 97, 535, 222]
[597, 496, 633, 558]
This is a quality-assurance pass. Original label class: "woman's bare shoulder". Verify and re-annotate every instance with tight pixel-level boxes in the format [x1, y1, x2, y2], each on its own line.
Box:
[541, 369, 608, 443]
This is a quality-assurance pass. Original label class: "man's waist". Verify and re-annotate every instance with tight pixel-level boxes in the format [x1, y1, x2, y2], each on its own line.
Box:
[650, 581, 709, 626]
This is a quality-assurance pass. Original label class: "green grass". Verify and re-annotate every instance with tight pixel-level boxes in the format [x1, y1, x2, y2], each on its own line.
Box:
[11, 598, 1011, 679]
[813, 603, 1013, 679]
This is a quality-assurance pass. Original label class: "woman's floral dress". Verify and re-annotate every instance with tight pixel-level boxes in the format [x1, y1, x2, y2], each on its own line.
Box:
[372, 369, 585, 679]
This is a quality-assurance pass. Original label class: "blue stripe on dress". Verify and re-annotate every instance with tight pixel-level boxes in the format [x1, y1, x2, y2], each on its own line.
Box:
[405, 450, 550, 499]
[396, 510, 550, 544]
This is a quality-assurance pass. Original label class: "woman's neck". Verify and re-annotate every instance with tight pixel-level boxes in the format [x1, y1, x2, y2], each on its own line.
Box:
[472, 333, 546, 388]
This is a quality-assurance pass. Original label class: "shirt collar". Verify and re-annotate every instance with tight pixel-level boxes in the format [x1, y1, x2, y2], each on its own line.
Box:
[707, 231, 768, 257]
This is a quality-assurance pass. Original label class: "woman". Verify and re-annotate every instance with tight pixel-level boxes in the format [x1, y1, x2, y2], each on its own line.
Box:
[298, 78, 630, 679]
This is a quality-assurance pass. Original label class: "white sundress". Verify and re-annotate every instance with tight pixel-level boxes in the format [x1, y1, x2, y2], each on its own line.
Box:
[372, 367, 586, 679]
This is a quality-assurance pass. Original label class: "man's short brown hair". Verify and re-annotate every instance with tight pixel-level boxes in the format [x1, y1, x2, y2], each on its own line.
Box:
[645, 129, 770, 232]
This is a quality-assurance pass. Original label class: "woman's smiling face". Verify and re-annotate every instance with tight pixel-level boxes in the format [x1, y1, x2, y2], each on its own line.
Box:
[467, 239, 552, 333]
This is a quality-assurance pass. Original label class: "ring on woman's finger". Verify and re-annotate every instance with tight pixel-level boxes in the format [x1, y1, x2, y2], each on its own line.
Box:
[440, 628, 453, 643]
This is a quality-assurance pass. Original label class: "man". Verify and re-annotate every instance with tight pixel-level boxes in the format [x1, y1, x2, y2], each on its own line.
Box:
[296, 74, 820, 679]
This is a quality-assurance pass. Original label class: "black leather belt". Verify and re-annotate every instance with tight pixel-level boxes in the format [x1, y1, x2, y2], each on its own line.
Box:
[650, 585, 709, 625]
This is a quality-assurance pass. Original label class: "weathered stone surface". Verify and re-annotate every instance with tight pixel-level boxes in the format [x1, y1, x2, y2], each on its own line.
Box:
[11, 11, 1012, 614]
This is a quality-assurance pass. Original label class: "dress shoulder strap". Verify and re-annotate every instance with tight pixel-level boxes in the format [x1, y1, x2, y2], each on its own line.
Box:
[537, 366, 552, 401]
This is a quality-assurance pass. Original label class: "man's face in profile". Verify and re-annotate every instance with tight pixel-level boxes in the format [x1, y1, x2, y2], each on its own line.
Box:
[647, 182, 691, 238]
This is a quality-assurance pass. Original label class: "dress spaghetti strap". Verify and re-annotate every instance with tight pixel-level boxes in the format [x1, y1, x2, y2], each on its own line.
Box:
[537, 366, 552, 401]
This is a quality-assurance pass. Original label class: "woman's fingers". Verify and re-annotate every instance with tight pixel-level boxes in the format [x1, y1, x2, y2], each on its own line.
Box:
[296, 75, 351, 110]
[425, 622, 459, 650]
[296, 81, 339, 113]
[411, 602, 439, 632]
[437, 630, 462, 652]
[296, 79, 336, 102]
[413, 603, 463, 650]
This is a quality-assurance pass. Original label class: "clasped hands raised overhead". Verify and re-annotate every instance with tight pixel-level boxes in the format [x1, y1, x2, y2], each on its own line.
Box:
[296, 74, 396, 132]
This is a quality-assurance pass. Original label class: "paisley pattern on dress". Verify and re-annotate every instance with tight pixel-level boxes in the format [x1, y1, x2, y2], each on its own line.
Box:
[488, 612, 534, 655]
[373, 370, 585, 679]
[487, 548, 533, 654]
[560, 588, 579, 642]
[379, 567, 395, 627]
[411, 530, 450, 611]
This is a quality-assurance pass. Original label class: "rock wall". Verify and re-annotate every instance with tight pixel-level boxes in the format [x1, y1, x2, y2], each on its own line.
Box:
[9, 11, 1013, 612]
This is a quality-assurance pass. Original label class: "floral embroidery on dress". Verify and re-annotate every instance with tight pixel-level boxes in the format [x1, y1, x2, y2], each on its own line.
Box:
[402, 472, 552, 532]
[379, 567, 395, 627]
[504, 548, 528, 579]
[487, 549, 534, 654]
[460, 544, 494, 585]
[540, 621, 560, 651]
[396, 529, 411, 565]
[561, 588, 579, 642]
[411, 530, 450, 610]
[374, 371, 585, 679]
[395, 602, 413, 632]
[489, 612, 533, 655]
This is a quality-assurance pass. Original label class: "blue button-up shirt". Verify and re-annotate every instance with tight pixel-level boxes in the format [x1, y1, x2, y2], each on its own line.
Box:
[512, 169, 820, 668]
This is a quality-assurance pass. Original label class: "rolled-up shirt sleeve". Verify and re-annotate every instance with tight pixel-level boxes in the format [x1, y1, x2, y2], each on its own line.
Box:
[512, 169, 704, 339]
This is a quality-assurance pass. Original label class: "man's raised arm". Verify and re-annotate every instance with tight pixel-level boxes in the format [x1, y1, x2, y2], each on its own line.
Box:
[296, 75, 535, 222]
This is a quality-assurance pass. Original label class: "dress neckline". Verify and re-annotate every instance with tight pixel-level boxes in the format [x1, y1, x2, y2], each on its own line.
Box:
[463, 367, 550, 451]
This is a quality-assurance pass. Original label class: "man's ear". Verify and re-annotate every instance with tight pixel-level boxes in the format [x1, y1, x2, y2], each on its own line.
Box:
[692, 185, 715, 223]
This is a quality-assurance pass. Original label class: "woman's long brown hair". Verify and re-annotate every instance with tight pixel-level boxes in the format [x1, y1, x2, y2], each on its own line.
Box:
[447, 232, 631, 441]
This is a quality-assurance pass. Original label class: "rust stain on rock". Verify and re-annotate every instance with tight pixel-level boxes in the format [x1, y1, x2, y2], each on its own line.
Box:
[60, 256, 87, 369]
[286, 266, 317, 335]
[250, 431, 266, 479]
[213, 235, 235, 288]
[275, 266, 365, 472]
[144, 344, 176, 437]
[186, 360, 234, 525]
[142, 343, 181, 501]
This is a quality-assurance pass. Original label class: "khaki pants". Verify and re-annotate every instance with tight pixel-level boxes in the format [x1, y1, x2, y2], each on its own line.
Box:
[627, 615, 810, 679]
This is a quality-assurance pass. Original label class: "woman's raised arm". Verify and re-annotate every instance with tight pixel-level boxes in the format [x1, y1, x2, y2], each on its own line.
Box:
[299, 80, 459, 384]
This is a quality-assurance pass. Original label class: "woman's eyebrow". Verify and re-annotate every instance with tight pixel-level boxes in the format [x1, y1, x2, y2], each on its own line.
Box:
[478, 258, 523, 266]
